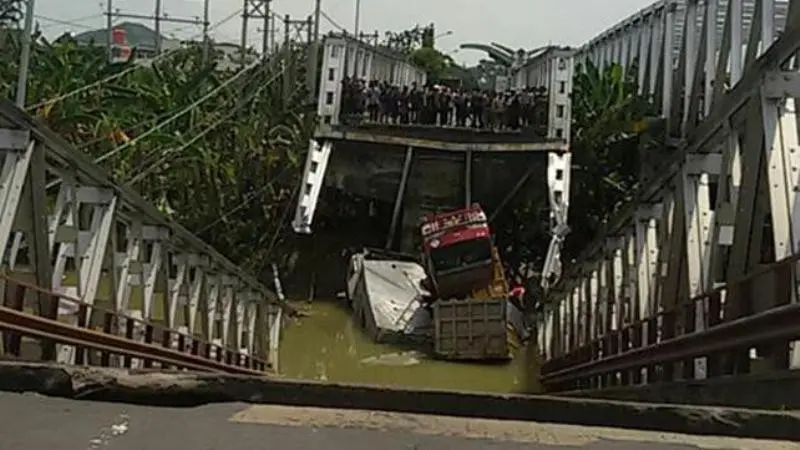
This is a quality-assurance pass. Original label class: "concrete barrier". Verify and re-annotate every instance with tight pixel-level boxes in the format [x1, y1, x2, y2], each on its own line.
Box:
[1, 362, 800, 440]
[558, 370, 800, 410]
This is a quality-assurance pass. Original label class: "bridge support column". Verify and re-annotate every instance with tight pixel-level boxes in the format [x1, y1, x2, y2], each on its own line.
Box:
[464, 149, 472, 206]
[541, 152, 572, 289]
[386, 145, 413, 249]
[292, 140, 333, 234]
[399, 198, 422, 254]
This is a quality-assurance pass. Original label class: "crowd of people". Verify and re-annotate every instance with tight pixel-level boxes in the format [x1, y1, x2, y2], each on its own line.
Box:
[338, 77, 550, 132]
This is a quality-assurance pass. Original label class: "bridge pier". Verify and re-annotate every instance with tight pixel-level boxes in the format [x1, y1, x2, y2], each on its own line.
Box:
[386, 145, 413, 249]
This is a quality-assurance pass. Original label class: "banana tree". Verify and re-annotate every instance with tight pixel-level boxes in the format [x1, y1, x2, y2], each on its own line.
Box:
[564, 60, 654, 257]
[1, 28, 315, 272]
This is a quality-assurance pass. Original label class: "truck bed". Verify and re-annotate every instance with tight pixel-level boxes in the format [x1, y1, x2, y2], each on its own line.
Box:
[432, 246, 515, 360]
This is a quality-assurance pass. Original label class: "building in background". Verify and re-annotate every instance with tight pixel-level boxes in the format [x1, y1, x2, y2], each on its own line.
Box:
[72, 22, 252, 68]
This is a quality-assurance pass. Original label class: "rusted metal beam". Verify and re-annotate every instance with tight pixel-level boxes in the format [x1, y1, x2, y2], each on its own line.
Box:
[0, 306, 269, 375]
[0, 277, 271, 375]
[542, 302, 800, 385]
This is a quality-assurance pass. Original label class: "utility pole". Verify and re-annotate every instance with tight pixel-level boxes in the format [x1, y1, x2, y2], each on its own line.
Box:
[106, 0, 113, 61]
[283, 14, 290, 103]
[15, 0, 35, 107]
[351, 0, 364, 80]
[154, 0, 162, 54]
[270, 14, 277, 52]
[305, 15, 314, 101]
[261, 0, 272, 58]
[201, 0, 210, 64]
[240, 0, 270, 65]
[307, 0, 321, 102]
[353, 0, 360, 39]
[281, 15, 312, 104]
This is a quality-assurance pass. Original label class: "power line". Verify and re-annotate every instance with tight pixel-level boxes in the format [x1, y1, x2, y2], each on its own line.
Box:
[43, 55, 265, 190]
[197, 150, 305, 235]
[319, 10, 345, 33]
[94, 57, 262, 164]
[27, 6, 243, 111]
[125, 63, 288, 184]
[34, 13, 104, 30]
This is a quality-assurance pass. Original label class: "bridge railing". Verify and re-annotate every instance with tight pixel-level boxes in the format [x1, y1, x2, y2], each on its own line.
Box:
[541, 254, 800, 391]
[1, 276, 269, 374]
[316, 33, 427, 128]
[0, 98, 283, 370]
[537, 0, 800, 390]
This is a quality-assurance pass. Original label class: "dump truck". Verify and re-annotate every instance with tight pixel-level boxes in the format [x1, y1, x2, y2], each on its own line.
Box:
[345, 203, 528, 361]
[419, 203, 495, 299]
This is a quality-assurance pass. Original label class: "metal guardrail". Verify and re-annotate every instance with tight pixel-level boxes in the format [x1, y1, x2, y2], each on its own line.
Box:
[0, 276, 270, 375]
[541, 255, 800, 391]
[0, 98, 284, 367]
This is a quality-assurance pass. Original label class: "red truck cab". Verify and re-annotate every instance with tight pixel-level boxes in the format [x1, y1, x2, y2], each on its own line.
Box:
[420, 204, 495, 299]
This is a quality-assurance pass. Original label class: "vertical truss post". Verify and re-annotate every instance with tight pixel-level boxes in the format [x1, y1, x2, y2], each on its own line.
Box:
[292, 140, 333, 234]
[386, 145, 414, 249]
[0, 130, 32, 266]
[541, 152, 571, 289]
[761, 71, 800, 366]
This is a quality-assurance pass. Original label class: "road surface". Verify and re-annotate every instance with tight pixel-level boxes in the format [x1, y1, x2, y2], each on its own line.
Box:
[0, 391, 797, 449]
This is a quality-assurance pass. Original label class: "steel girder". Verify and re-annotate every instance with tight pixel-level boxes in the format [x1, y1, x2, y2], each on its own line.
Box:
[537, 0, 800, 386]
[0, 99, 280, 367]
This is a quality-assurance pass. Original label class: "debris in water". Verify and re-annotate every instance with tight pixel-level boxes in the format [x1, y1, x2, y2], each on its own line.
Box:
[359, 351, 423, 367]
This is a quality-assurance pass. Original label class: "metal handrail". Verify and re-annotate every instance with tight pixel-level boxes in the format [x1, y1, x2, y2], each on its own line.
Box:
[0, 276, 271, 375]
[540, 253, 800, 388]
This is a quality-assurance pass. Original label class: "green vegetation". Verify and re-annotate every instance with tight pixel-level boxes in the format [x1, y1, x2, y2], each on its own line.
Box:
[565, 60, 657, 257]
[494, 60, 656, 291]
[381, 24, 475, 87]
[0, 15, 314, 276]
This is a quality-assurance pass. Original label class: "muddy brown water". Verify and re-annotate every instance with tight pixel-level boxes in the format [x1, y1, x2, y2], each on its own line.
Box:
[278, 299, 542, 394]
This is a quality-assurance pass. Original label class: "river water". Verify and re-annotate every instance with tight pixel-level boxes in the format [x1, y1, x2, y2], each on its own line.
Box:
[278, 299, 542, 394]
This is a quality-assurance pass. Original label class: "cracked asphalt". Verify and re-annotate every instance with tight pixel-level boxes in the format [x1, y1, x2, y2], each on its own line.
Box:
[0, 391, 797, 449]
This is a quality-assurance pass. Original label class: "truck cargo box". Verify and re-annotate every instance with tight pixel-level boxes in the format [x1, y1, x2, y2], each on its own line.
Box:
[432, 246, 514, 360]
[432, 298, 511, 360]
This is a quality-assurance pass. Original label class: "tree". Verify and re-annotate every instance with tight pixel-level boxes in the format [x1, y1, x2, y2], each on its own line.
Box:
[0, 29, 315, 276]
[0, 0, 24, 50]
[492, 60, 655, 306]
[565, 60, 656, 257]
[0, 0, 23, 26]
[382, 24, 430, 53]
[381, 24, 463, 83]
[409, 47, 447, 79]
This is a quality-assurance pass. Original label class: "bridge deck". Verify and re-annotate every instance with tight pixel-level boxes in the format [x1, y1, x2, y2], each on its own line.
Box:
[3, 392, 793, 449]
[315, 123, 568, 152]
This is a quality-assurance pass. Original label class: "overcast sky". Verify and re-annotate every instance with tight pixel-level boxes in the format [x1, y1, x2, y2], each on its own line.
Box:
[33, 0, 658, 65]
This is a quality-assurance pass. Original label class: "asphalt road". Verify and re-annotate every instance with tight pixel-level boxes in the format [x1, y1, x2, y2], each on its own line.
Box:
[0, 392, 798, 449]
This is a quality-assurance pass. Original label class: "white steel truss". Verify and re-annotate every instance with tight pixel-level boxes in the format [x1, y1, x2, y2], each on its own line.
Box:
[0, 99, 281, 368]
[303, 40, 576, 291]
[315, 34, 427, 128]
[294, 34, 429, 234]
[538, 0, 800, 383]
[518, 48, 575, 290]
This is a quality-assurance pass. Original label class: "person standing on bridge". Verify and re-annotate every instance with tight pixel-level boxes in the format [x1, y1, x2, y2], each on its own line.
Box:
[366, 81, 381, 122]
[470, 89, 485, 129]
